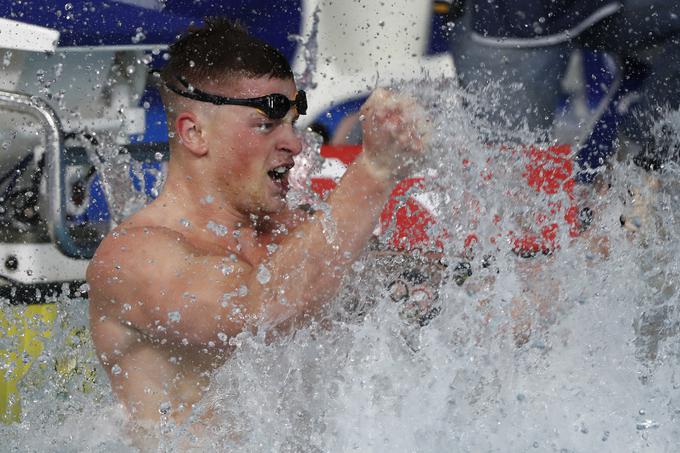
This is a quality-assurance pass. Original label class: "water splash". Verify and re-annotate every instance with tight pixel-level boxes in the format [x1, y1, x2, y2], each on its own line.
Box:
[1, 295, 133, 451]
[291, 3, 321, 91]
[287, 128, 325, 211]
[4, 78, 680, 452]
[81, 132, 153, 225]
[193, 80, 680, 452]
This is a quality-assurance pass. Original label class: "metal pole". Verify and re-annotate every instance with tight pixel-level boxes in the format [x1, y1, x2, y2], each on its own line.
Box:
[0, 90, 85, 258]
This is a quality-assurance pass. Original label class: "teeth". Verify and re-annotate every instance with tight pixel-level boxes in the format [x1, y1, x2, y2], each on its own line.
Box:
[268, 165, 291, 181]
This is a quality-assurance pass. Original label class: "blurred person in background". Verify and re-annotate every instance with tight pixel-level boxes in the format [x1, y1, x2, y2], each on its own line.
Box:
[449, 0, 680, 179]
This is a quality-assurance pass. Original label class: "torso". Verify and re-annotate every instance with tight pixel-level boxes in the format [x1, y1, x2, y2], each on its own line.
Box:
[88, 196, 303, 428]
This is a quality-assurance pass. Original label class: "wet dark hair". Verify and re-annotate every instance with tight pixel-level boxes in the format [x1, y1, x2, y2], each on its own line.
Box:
[160, 17, 293, 90]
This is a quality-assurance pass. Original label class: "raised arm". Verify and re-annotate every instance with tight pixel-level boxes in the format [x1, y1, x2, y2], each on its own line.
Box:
[254, 89, 430, 330]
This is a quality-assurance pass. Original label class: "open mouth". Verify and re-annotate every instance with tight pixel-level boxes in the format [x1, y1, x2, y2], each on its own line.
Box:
[267, 163, 294, 187]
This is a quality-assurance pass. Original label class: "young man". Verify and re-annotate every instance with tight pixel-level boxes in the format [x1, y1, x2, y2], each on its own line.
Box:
[86, 19, 429, 428]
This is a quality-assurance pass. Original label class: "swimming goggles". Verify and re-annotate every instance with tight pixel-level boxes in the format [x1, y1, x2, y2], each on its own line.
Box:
[163, 74, 307, 119]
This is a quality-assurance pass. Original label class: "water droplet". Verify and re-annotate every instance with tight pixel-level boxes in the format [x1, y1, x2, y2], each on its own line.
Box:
[220, 292, 232, 308]
[221, 264, 234, 276]
[217, 332, 228, 343]
[159, 401, 171, 414]
[125, 65, 136, 75]
[168, 311, 181, 323]
[111, 364, 122, 375]
[180, 218, 191, 228]
[256, 264, 271, 284]
[3, 50, 13, 67]
[122, 303, 131, 312]
[207, 221, 229, 237]
[64, 3, 73, 10]
[131, 27, 146, 44]
[636, 419, 659, 430]
[189, 60, 196, 68]
[266, 243, 278, 254]
[238, 285, 248, 296]
[182, 292, 197, 303]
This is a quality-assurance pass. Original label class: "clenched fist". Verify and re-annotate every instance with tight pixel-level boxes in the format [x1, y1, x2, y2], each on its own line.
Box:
[360, 88, 430, 180]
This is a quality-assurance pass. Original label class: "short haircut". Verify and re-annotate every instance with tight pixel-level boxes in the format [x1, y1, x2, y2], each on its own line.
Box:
[160, 17, 293, 90]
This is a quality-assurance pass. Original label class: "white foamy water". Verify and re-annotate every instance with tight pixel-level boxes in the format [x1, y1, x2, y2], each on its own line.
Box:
[3, 80, 680, 452]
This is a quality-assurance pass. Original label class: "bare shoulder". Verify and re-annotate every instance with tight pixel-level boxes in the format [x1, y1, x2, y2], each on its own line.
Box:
[88, 223, 186, 272]
[87, 224, 185, 301]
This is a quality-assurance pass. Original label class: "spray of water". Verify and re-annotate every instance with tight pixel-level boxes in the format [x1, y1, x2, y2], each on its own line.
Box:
[193, 79, 680, 452]
[3, 79, 680, 452]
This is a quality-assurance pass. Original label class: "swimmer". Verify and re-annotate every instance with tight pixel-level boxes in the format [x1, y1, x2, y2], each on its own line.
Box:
[85, 18, 429, 438]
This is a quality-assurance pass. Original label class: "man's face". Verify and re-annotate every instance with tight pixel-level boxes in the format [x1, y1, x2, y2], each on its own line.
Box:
[199, 76, 303, 216]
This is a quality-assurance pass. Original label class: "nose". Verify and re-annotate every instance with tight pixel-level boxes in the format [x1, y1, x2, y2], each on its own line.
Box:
[278, 123, 303, 156]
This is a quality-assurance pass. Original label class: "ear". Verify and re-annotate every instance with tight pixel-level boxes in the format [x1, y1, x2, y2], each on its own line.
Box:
[175, 111, 209, 157]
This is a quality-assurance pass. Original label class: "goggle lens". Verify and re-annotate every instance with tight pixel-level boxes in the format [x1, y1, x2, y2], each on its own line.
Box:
[263, 91, 307, 119]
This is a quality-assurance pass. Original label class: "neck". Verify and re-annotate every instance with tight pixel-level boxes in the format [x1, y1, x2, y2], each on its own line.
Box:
[155, 157, 292, 254]
[164, 160, 247, 228]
